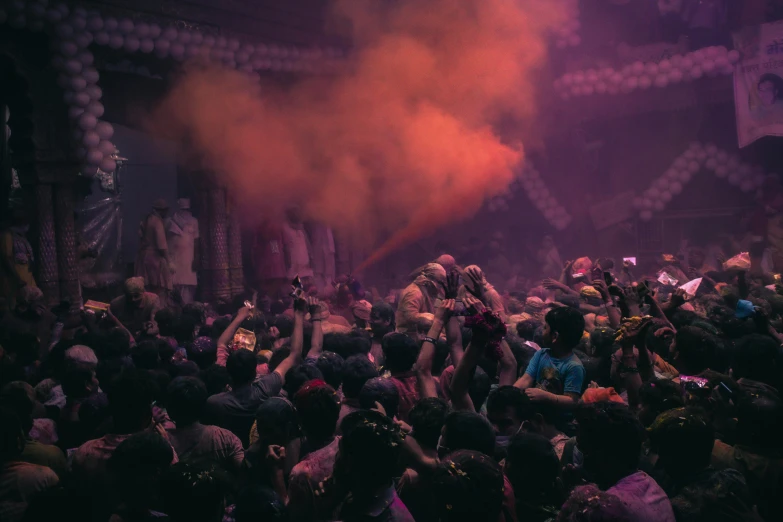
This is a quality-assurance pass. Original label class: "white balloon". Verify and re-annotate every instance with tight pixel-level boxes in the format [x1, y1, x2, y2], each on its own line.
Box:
[654, 200, 666, 211]
[690, 66, 703, 79]
[149, 24, 162, 39]
[741, 180, 755, 193]
[96, 121, 114, 139]
[140, 39, 154, 53]
[688, 161, 700, 173]
[87, 101, 104, 117]
[100, 157, 116, 172]
[108, 33, 124, 49]
[715, 165, 728, 178]
[98, 140, 115, 154]
[661, 191, 672, 202]
[670, 182, 683, 195]
[124, 37, 140, 53]
[86, 149, 103, 165]
[728, 172, 741, 185]
[79, 113, 97, 130]
[638, 75, 652, 89]
[705, 158, 718, 170]
[654, 74, 669, 88]
[73, 92, 90, 107]
[631, 61, 645, 75]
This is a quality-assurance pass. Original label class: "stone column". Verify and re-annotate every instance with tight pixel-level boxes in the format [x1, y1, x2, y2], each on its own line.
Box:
[205, 185, 230, 302]
[54, 183, 80, 306]
[34, 183, 59, 304]
[227, 196, 244, 297]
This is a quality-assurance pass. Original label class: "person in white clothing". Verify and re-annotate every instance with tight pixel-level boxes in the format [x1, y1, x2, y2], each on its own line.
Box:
[282, 206, 314, 282]
[307, 222, 336, 294]
[167, 198, 200, 304]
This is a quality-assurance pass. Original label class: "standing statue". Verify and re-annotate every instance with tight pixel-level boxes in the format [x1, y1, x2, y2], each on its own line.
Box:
[135, 199, 173, 306]
[167, 198, 200, 304]
[0, 208, 36, 309]
[307, 222, 336, 294]
[281, 205, 313, 283]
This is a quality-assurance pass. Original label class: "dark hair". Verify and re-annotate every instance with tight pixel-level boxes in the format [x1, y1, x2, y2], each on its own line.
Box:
[545, 307, 585, 348]
[731, 334, 781, 388]
[735, 380, 783, 449]
[359, 377, 400, 419]
[268, 346, 290, 372]
[409, 397, 450, 450]
[132, 340, 161, 370]
[61, 365, 96, 400]
[590, 327, 617, 358]
[442, 411, 495, 457]
[516, 319, 541, 341]
[382, 333, 419, 374]
[108, 370, 156, 433]
[469, 366, 492, 411]
[0, 383, 34, 433]
[638, 379, 684, 427]
[226, 350, 257, 386]
[758, 73, 783, 100]
[155, 309, 176, 337]
[430, 450, 505, 522]
[200, 364, 231, 396]
[323, 331, 373, 359]
[649, 407, 714, 477]
[557, 484, 631, 522]
[283, 363, 323, 398]
[370, 302, 395, 328]
[160, 463, 225, 522]
[187, 337, 218, 370]
[339, 410, 404, 489]
[182, 303, 207, 326]
[486, 385, 530, 420]
[0, 406, 24, 462]
[675, 326, 721, 375]
[234, 485, 286, 522]
[167, 377, 208, 426]
[293, 381, 340, 442]
[210, 316, 232, 341]
[506, 433, 560, 508]
[342, 355, 379, 399]
[270, 315, 294, 338]
[576, 402, 644, 480]
[314, 352, 344, 390]
[108, 431, 173, 496]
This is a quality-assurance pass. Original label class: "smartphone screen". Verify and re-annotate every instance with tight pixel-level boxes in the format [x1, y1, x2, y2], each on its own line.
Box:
[623, 257, 637, 266]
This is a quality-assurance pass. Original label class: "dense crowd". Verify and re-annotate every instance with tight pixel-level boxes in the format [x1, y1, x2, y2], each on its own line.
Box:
[1, 241, 783, 522]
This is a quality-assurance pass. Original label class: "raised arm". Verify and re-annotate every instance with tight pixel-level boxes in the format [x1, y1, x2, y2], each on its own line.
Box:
[273, 297, 306, 383]
[416, 300, 452, 399]
[216, 306, 252, 366]
[592, 278, 621, 329]
[306, 297, 324, 360]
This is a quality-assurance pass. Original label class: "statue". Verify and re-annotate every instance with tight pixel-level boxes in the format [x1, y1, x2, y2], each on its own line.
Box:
[167, 198, 200, 304]
[135, 199, 173, 305]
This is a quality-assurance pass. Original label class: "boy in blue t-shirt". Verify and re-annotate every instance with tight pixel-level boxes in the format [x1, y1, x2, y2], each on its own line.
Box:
[514, 307, 586, 406]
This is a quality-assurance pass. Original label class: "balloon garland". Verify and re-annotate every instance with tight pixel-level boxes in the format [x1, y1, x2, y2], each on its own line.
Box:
[633, 142, 769, 221]
[554, 45, 740, 99]
[488, 164, 572, 231]
[0, 1, 344, 179]
[554, 0, 581, 49]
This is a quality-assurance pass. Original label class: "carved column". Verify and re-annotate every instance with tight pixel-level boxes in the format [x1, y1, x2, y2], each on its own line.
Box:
[227, 195, 244, 297]
[35, 183, 59, 303]
[205, 185, 230, 302]
[54, 183, 80, 306]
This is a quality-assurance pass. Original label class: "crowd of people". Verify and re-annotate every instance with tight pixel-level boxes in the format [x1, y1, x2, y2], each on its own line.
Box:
[2, 229, 783, 522]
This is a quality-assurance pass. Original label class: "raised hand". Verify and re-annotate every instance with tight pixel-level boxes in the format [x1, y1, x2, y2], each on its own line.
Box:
[463, 294, 486, 314]
[443, 270, 460, 299]
[434, 299, 456, 323]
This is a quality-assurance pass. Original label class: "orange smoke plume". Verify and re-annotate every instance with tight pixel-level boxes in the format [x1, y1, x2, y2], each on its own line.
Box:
[149, 0, 565, 269]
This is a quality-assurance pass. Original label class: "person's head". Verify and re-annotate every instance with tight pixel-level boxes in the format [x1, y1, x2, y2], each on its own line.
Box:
[234, 485, 286, 522]
[342, 354, 378, 399]
[672, 326, 720, 375]
[649, 407, 714, 479]
[187, 337, 218, 370]
[108, 370, 156, 434]
[439, 410, 495, 458]
[152, 198, 169, 218]
[359, 377, 399, 419]
[576, 402, 645, 488]
[369, 302, 395, 337]
[758, 73, 783, 106]
[335, 410, 404, 492]
[293, 380, 340, 443]
[505, 433, 560, 506]
[731, 334, 781, 388]
[0, 382, 35, 433]
[688, 247, 706, 269]
[516, 319, 541, 342]
[589, 327, 617, 358]
[557, 485, 631, 522]
[429, 450, 505, 522]
[381, 333, 419, 374]
[108, 431, 174, 511]
[283, 362, 323, 398]
[544, 307, 585, 351]
[132, 340, 161, 370]
[409, 397, 449, 450]
[160, 463, 225, 522]
[255, 397, 299, 447]
[166, 377, 207, 427]
[486, 385, 528, 437]
[123, 277, 146, 307]
[637, 379, 684, 427]
[225, 350, 257, 387]
[734, 380, 783, 449]
[313, 352, 344, 390]
[155, 308, 176, 337]
[61, 364, 100, 400]
[65, 344, 98, 368]
[172, 315, 197, 346]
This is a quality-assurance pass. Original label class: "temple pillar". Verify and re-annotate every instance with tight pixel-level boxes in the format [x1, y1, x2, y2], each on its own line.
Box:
[34, 182, 59, 304]
[54, 183, 80, 306]
[198, 180, 230, 303]
[227, 195, 244, 297]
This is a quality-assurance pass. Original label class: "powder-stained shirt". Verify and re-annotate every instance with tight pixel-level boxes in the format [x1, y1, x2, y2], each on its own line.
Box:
[167, 422, 244, 471]
[607, 471, 675, 522]
[0, 462, 59, 522]
[287, 437, 341, 522]
[524, 348, 586, 395]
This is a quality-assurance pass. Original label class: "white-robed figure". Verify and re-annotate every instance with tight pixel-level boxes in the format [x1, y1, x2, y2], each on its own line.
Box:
[307, 222, 336, 293]
[167, 198, 200, 304]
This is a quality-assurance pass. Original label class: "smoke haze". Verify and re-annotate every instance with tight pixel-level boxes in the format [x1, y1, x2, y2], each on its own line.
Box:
[149, 0, 566, 268]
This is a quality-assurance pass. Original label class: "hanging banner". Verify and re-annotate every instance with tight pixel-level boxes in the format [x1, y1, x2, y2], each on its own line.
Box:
[734, 22, 783, 147]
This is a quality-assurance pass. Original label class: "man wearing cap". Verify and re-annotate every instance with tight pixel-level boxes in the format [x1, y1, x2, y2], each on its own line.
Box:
[167, 198, 200, 304]
[135, 199, 173, 305]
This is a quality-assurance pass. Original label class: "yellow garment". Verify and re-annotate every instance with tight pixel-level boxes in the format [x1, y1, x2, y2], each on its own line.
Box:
[0, 230, 37, 309]
[395, 283, 434, 334]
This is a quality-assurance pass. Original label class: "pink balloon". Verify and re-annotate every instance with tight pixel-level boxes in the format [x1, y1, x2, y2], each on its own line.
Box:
[86, 149, 103, 165]
[148, 24, 162, 39]
[124, 37, 140, 53]
[162, 26, 178, 41]
[715, 166, 728, 178]
[119, 18, 134, 34]
[140, 39, 154, 53]
[83, 131, 100, 148]
[670, 182, 683, 194]
[98, 140, 116, 154]
[60, 41, 79, 57]
[104, 17, 118, 31]
[75, 32, 93, 48]
[178, 31, 192, 44]
[86, 85, 102, 99]
[109, 34, 124, 49]
[191, 31, 203, 44]
[727, 49, 740, 64]
[690, 66, 703, 79]
[640, 211, 653, 222]
[100, 157, 116, 173]
[135, 22, 150, 39]
[83, 69, 99, 84]
[638, 75, 652, 89]
[74, 92, 90, 107]
[87, 101, 104, 118]
[96, 121, 114, 139]
[155, 38, 170, 55]
[94, 31, 110, 46]
[70, 77, 87, 91]
[65, 59, 82, 74]
[171, 43, 185, 59]
[79, 113, 97, 130]
[654, 75, 669, 88]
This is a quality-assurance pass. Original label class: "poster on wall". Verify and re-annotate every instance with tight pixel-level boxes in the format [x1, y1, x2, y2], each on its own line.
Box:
[734, 22, 783, 147]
